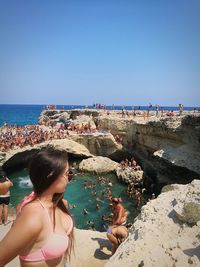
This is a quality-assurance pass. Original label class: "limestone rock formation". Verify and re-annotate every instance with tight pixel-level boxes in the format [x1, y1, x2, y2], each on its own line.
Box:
[0, 139, 93, 169]
[116, 166, 143, 183]
[69, 132, 122, 157]
[34, 110, 200, 183]
[105, 179, 200, 267]
[72, 114, 96, 130]
[38, 110, 70, 125]
[96, 113, 200, 183]
[79, 156, 119, 173]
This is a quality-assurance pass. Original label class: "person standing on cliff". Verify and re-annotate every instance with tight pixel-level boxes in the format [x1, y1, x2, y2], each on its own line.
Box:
[0, 170, 13, 225]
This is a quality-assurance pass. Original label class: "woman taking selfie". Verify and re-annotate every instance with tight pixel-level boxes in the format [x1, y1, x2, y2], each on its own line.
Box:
[0, 147, 74, 267]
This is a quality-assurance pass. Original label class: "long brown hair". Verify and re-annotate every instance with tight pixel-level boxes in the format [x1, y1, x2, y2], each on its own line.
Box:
[29, 146, 74, 259]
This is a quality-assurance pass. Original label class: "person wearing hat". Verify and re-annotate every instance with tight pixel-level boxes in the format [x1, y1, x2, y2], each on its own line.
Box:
[0, 170, 13, 225]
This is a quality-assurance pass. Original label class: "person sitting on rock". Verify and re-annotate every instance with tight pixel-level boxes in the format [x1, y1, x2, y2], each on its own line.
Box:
[107, 225, 128, 255]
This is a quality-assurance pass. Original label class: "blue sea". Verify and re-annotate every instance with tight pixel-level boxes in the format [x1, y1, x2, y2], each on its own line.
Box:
[0, 104, 198, 126]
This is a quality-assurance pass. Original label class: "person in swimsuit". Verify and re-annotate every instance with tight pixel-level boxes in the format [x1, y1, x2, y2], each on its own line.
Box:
[0, 147, 74, 267]
[107, 225, 128, 255]
[106, 197, 128, 252]
[110, 197, 128, 226]
[0, 170, 13, 225]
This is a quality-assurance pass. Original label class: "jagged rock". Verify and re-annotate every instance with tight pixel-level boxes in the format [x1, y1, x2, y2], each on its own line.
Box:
[38, 110, 70, 125]
[59, 112, 70, 124]
[38, 110, 200, 182]
[79, 156, 119, 173]
[174, 202, 200, 226]
[1, 139, 93, 169]
[161, 184, 177, 193]
[154, 144, 200, 175]
[38, 114, 50, 125]
[69, 132, 122, 157]
[72, 115, 96, 129]
[105, 180, 200, 267]
[70, 109, 99, 119]
[116, 166, 143, 183]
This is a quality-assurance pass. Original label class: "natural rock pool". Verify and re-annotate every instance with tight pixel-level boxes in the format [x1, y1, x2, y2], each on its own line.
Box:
[9, 169, 148, 231]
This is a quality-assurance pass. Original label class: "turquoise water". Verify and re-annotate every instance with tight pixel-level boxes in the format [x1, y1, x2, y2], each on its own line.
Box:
[9, 169, 142, 232]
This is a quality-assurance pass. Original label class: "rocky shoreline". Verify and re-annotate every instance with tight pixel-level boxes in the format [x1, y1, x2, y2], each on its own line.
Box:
[0, 109, 200, 266]
[1, 109, 200, 181]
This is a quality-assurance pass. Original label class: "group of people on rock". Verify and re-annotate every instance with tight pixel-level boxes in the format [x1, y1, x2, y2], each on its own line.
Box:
[45, 104, 57, 110]
[127, 181, 144, 208]
[67, 121, 93, 134]
[101, 102, 189, 120]
[0, 124, 70, 152]
[120, 158, 142, 171]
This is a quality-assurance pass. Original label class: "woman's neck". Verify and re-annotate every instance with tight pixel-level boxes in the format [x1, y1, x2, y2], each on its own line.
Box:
[38, 194, 54, 207]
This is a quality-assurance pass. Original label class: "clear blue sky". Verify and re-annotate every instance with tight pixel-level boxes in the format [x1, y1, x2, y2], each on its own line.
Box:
[0, 0, 199, 106]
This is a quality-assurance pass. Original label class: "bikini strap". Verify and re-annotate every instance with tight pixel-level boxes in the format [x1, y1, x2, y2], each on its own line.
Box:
[37, 198, 53, 230]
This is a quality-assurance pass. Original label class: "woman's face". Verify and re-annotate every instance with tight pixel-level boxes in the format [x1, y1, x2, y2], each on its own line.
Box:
[49, 162, 69, 194]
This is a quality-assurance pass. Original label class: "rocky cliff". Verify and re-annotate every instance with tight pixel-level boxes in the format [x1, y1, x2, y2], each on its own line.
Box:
[95, 113, 200, 184]
[38, 109, 200, 185]
[0, 139, 93, 171]
[105, 179, 200, 267]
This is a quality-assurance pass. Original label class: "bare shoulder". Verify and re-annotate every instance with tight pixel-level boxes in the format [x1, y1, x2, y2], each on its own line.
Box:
[0, 201, 43, 264]
[15, 201, 43, 231]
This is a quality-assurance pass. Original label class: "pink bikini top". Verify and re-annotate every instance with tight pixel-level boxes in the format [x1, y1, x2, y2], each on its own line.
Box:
[19, 199, 73, 262]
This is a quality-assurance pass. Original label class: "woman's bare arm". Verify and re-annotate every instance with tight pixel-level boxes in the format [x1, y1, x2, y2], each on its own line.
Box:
[0, 205, 41, 266]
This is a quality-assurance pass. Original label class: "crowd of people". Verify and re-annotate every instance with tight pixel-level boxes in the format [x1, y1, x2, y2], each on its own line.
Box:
[0, 121, 111, 152]
[66, 121, 94, 134]
[103, 103, 197, 120]
[0, 124, 70, 152]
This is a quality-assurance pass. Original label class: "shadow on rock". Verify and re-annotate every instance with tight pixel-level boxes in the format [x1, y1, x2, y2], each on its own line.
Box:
[91, 237, 112, 260]
[183, 246, 200, 261]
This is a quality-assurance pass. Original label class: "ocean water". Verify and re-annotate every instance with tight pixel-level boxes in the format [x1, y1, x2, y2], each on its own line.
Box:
[0, 104, 84, 126]
[0, 104, 198, 127]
